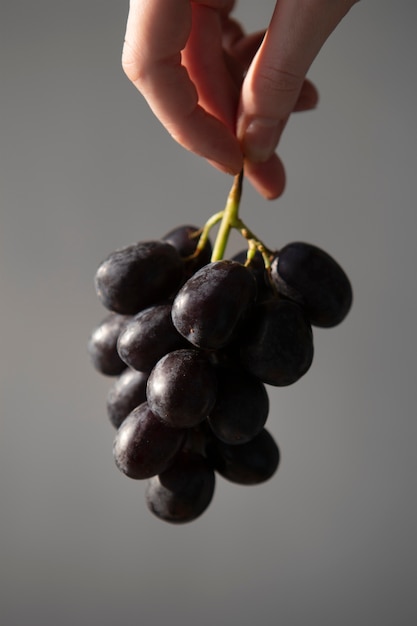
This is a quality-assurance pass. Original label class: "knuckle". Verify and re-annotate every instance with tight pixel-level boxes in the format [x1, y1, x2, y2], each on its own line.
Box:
[255, 65, 303, 98]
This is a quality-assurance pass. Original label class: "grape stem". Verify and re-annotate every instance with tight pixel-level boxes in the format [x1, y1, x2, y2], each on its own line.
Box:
[211, 170, 244, 262]
[207, 170, 275, 269]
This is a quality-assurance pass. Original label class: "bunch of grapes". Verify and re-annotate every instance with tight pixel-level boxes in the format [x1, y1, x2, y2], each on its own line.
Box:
[88, 173, 352, 524]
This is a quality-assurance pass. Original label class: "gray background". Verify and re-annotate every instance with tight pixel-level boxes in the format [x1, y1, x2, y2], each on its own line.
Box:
[2, 1, 416, 625]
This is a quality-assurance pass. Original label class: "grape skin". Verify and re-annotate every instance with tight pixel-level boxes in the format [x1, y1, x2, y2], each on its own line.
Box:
[239, 298, 314, 386]
[270, 242, 353, 327]
[146, 349, 218, 429]
[95, 240, 184, 315]
[106, 368, 148, 429]
[172, 260, 257, 350]
[231, 249, 273, 302]
[88, 313, 129, 376]
[117, 303, 188, 373]
[208, 366, 269, 445]
[206, 428, 280, 485]
[162, 224, 212, 277]
[113, 402, 186, 479]
[145, 450, 215, 524]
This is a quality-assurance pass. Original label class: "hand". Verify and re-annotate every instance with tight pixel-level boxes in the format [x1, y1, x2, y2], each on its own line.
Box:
[122, 0, 358, 199]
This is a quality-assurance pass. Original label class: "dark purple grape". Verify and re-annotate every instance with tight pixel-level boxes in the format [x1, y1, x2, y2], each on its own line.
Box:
[239, 298, 314, 386]
[117, 303, 188, 372]
[206, 428, 280, 485]
[146, 349, 218, 429]
[95, 240, 184, 315]
[88, 313, 129, 376]
[208, 367, 269, 445]
[113, 402, 186, 479]
[106, 368, 148, 429]
[270, 242, 353, 327]
[172, 260, 257, 350]
[145, 450, 215, 524]
[162, 224, 212, 276]
[231, 249, 272, 302]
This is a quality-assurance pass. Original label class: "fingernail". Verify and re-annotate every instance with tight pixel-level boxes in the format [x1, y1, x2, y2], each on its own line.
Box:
[240, 118, 284, 163]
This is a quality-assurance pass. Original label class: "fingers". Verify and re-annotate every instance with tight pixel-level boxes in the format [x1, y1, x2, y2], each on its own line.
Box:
[224, 29, 266, 73]
[122, 0, 356, 199]
[181, 4, 239, 133]
[238, 0, 359, 163]
[293, 79, 319, 112]
[122, 0, 242, 174]
[244, 154, 286, 200]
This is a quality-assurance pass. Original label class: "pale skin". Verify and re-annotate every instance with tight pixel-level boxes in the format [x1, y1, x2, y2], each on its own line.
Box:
[122, 0, 359, 199]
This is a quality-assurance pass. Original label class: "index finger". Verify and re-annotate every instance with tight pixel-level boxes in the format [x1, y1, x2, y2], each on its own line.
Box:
[122, 0, 242, 173]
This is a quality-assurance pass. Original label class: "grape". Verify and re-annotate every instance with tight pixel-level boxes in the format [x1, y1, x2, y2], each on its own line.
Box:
[117, 303, 188, 372]
[231, 249, 273, 302]
[113, 402, 186, 479]
[88, 313, 129, 376]
[270, 242, 353, 327]
[208, 366, 269, 445]
[90, 205, 353, 522]
[206, 428, 280, 485]
[172, 260, 257, 350]
[95, 240, 184, 315]
[145, 450, 215, 524]
[162, 224, 212, 276]
[106, 368, 148, 429]
[146, 349, 218, 429]
[239, 298, 314, 386]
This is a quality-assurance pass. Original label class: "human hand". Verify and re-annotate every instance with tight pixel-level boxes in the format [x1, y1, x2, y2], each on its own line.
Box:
[122, 0, 358, 199]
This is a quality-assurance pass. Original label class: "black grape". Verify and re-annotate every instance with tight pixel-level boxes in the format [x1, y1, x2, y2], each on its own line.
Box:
[208, 367, 269, 445]
[106, 368, 148, 429]
[146, 349, 218, 429]
[113, 402, 186, 479]
[145, 450, 215, 524]
[162, 224, 212, 276]
[90, 222, 352, 523]
[206, 428, 280, 485]
[231, 249, 273, 302]
[172, 260, 257, 350]
[117, 303, 188, 372]
[239, 298, 314, 386]
[270, 242, 353, 327]
[95, 240, 184, 315]
[88, 313, 129, 376]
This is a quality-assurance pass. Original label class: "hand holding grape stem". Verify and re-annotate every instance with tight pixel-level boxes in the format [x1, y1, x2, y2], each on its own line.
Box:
[122, 0, 359, 199]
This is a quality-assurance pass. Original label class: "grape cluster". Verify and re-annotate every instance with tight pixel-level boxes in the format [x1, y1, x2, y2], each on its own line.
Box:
[88, 224, 352, 524]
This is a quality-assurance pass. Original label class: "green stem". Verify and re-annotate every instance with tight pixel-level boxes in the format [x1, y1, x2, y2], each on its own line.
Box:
[193, 169, 274, 269]
[211, 170, 243, 262]
[192, 211, 224, 258]
[237, 224, 275, 270]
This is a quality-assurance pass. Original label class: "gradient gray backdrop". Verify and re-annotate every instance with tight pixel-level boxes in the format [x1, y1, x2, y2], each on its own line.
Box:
[2, 1, 416, 625]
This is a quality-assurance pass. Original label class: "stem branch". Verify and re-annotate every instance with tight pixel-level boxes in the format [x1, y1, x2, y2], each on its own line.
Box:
[196, 169, 274, 269]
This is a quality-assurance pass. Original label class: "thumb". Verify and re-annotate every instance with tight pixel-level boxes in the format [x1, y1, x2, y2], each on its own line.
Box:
[237, 0, 359, 163]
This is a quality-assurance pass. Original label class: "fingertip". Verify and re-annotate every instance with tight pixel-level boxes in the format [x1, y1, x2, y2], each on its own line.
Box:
[241, 118, 284, 164]
[207, 157, 243, 176]
[244, 155, 286, 200]
[293, 79, 319, 112]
